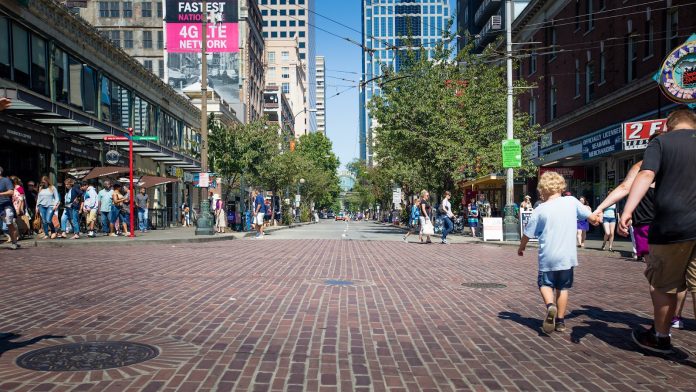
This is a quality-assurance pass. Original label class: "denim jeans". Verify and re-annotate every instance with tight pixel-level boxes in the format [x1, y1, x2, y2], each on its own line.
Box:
[61, 207, 80, 234]
[137, 207, 148, 232]
[38, 205, 56, 235]
[441, 216, 453, 241]
[100, 211, 110, 233]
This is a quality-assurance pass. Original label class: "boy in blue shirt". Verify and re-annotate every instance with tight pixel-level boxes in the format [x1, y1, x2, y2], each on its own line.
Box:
[518, 172, 592, 334]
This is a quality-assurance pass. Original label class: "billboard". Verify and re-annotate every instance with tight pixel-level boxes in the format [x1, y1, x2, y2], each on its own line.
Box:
[165, 1, 242, 116]
[623, 119, 667, 151]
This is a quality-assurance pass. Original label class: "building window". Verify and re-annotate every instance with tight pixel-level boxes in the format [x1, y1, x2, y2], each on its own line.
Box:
[30, 34, 48, 95]
[644, 17, 653, 58]
[142, 1, 152, 18]
[599, 0, 606, 10]
[123, 1, 132, 17]
[51, 46, 68, 103]
[549, 81, 557, 120]
[667, 9, 678, 52]
[281, 67, 289, 78]
[282, 82, 290, 94]
[143, 31, 152, 49]
[281, 51, 289, 61]
[574, 0, 580, 31]
[99, 1, 109, 17]
[268, 51, 275, 64]
[575, 59, 580, 97]
[586, 62, 595, 103]
[157, 1, 162, 18]
[68, 56, 83, 108]
[143, 60, 153, 72]
[600, 42, 606, 83]
[267, 66, 275, 77]
[124, 31, 134, 48]
[529, 51, 537, 75]
[11, 24, 30, 87]
[82, 65, 98, 114]
[549, 26, 557, 60]
[627, 34, 637, 82]
[529, 98, 536, 126]
[586, 0, 594, 31]
[109, 1, 119, 17]
[110, 30, 120, 47]
[158, 60, 164, 78]
[157, 30, 163, 49]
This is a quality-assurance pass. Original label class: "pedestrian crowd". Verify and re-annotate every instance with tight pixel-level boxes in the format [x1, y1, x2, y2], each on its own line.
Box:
[0, 171, 152, 248]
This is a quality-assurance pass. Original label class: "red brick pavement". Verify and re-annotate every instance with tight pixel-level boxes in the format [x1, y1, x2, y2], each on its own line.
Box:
[0, 240, 695, 391]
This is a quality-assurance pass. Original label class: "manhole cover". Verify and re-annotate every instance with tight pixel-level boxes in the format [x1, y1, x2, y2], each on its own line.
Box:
[16, 341, 160, 372]
[325, 279, 354, 286]
[461, 282, 507, 289]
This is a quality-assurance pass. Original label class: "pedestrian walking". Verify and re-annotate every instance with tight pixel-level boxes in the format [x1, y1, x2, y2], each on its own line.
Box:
[518, 171, 591, 334]
[467, 199, 479, 237]
[81, 181, 98, 238]
[9, 176, 30, 239]
[619, 108, 696, 354]
[253, 189, 266, 238]
[61, 178, 83, 239]
[440, 191, 455, 244]
[25, 180, 37, 220]
[35, 175, 60, 239]
[601, 194, 618, 252]
[402, 199, 421, 243]
[419, 190, 433, 243]
[576, 196, 591, 248]
[111, 183, 129, 236]
[97, 180, 113, 235]
[0, 167, 20, 249]
[181, 202, 191, 227]
[136, 188, 149, 233]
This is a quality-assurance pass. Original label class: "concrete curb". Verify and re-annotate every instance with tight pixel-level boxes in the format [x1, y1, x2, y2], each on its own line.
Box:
[21, 221, 318, 248]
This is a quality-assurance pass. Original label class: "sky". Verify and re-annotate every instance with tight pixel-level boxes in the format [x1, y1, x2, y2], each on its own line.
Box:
[315, 1, 364, 170]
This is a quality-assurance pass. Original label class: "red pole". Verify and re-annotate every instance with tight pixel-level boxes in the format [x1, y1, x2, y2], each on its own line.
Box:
[128, 128, 135, 237]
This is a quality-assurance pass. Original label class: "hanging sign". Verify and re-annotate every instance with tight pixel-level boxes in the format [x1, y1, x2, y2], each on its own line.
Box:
[502, 139, 522, 168]
[658, 36, 696, 104]
[105, 150, 121, 165]
[623, 119, 667, 150]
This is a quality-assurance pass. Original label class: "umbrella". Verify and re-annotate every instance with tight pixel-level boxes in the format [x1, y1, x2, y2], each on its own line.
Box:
[138, 175, 179, 188]
[83, 166, 130, 180]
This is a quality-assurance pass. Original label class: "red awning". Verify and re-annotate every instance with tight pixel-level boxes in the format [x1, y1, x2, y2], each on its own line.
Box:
[83, 166, 130, 180]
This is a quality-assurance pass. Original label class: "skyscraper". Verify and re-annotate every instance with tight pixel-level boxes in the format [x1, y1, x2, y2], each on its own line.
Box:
[315, 56, 326, 135]
[360, 0, 450, 165]
[259, 0, 317, 133]
[456, 0, 529, 54]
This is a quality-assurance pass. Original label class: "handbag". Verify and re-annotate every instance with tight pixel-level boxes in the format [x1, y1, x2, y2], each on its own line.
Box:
[422, 220, 435, 236]
[33, 214, 42, 231]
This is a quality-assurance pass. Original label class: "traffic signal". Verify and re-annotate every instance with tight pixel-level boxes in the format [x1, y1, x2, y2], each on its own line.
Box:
[127, 127, 134, 135]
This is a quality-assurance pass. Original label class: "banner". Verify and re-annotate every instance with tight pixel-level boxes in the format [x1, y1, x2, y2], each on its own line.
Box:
[623, 119, 666, 150]
[165, 1, 239, 53]
[582, 126, 622, 160]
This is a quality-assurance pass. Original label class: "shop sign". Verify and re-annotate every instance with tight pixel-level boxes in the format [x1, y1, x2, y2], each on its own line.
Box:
[524, 141, 539, 160]
[483, 217, 503, 241]
[519, 211, 538, 242]
[623, 119, 667, 150]
[540, 132, 553, 149]
[165, 0, 239, 53]
[183, 172, 194, 183]
[539, 166, 586, 180]
[0, 125, 52, 149]
[582, 126, 622, 160]
[658, 36, 696, 104]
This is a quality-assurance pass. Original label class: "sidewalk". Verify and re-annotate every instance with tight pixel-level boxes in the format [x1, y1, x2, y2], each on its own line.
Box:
[376, 221, 636, 256]
[2, 222, 317, 248]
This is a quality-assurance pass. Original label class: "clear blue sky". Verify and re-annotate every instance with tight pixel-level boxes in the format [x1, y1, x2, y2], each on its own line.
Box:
[316, 1, 454, 169]
[315, 1, 363, 170]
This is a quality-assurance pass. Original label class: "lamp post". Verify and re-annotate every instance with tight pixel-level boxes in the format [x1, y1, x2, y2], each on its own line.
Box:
[195, 0, 214, 235]
[283, 108, 317, 140]
[503, 0, 520, 241]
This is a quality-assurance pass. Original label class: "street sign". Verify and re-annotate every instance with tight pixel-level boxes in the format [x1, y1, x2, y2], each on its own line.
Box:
[502, 139, 522, 168]
[392, 188, 401, 205]
[104, 136, 130, 142]
[132, 136, 159, 141]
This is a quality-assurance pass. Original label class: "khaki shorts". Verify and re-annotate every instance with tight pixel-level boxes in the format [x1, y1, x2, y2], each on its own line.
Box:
[85, 209, 97, 225]
[645, 240, 696, 293]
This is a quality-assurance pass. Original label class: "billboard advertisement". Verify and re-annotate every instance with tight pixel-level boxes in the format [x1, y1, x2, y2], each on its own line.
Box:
[165, 1, 241, 115]
[623, 119, 667, 151]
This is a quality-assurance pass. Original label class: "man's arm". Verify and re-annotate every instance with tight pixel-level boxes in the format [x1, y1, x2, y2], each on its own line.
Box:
[0, 98, 11, 111]
[594, 161, 641, 214]
[518, 235, 530, 256]
[0, 188, 13, 197]
[618, 170, 655, 236]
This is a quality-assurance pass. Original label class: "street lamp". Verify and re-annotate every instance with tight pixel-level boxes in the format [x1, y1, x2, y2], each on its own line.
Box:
[283, 108, 317, 139]
[503, 0, 520, 241]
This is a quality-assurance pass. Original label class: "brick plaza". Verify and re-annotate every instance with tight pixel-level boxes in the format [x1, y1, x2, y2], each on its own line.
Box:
[0, 238, 694, 391]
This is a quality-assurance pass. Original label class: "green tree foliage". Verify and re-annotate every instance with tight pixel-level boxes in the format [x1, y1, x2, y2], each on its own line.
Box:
[368, 27, 539, 198]
[294, 133, 341, 209]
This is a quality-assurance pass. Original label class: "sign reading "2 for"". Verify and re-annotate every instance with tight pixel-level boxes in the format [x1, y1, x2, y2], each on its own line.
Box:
[623, 119, 667, 151]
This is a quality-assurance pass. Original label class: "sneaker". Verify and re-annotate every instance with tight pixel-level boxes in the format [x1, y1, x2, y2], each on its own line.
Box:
[9, 243, 19, 250]
[555, 321, 566, 333]
[671, 317, 684, 330]
[441, 239, 449, 244]
[632, 327, 673, 354]
[402, 235, 407, 243]
[109, 233, 118, 237]
[255, 233, 261, 238]
[542, 305, 557, 334]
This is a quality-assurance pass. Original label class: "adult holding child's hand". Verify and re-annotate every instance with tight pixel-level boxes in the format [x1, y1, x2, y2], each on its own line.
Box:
[618, 214, 632, 237]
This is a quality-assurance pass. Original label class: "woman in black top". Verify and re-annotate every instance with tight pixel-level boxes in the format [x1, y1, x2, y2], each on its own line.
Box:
[419, 190, 432, 243]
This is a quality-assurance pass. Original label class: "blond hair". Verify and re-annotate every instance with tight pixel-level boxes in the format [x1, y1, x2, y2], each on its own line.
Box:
[420, 189, 428, 198]
[537, 172, 566, 199]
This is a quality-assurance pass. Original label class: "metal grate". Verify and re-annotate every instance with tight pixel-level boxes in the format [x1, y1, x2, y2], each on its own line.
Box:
[461, 282, 507, 289]
[16, 341, 160, 372]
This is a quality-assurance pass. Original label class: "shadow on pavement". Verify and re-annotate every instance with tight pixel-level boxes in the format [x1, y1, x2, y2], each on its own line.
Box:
[0, 333, 65, 358]
[497, 311, 549, 337]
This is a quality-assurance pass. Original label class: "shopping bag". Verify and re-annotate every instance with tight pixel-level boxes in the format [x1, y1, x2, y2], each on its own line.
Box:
[422, 220, 435, 236]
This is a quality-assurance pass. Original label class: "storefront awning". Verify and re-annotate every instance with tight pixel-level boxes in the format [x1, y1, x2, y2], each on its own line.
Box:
[83, 166, 130, 180]
[138, 176, 179, 188]
[460, 175, 506, 189]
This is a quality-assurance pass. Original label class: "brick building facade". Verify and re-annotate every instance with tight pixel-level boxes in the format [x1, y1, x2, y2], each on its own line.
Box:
[515, 0, 695, 205]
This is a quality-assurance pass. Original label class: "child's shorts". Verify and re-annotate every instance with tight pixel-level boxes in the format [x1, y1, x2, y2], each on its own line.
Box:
[538, 267, 574, 290]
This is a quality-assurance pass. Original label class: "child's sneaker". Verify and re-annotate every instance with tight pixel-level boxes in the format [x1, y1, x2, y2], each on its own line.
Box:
[555, 321, 566, 333]
[671, 317, 684, 330]
[632, 327, 673, 354]
[542, 305, 557, 334]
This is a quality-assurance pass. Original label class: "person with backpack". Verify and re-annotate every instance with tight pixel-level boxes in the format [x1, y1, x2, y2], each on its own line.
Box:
[402, 199, 421, 243]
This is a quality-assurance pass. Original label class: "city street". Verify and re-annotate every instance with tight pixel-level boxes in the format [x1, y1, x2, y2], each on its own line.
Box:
[1, 220, 694, 391]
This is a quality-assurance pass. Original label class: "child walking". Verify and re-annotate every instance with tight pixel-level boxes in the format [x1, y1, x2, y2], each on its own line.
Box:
[518, 172, 592, 334]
